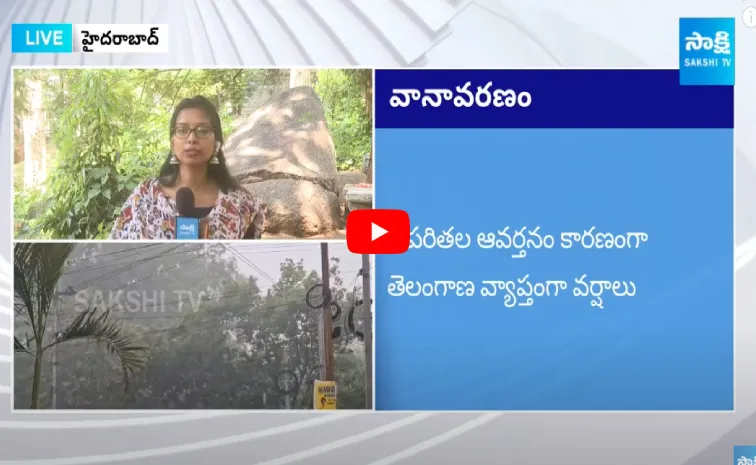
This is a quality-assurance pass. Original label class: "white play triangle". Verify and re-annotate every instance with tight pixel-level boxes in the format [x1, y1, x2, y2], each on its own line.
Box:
[371, 223, 388, 241]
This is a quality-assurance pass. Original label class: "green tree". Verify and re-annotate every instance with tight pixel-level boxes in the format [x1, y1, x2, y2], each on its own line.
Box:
[14, 69, 258, 239]
[342, 69, 373, 182]
[314, 69, 372, 171]
[125, 255, 365, 409]
[14, 243, 149, 408]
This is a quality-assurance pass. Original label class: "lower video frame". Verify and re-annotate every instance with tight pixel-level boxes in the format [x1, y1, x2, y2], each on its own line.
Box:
[12, 241, 373, 410]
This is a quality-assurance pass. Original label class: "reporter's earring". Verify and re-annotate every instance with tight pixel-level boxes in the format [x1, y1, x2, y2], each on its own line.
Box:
[209, 142, 220, 164]
[169, 152, 179, 164]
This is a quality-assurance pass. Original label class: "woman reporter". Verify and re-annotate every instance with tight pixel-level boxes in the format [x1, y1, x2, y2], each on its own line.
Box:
[109, 96, 265, 240]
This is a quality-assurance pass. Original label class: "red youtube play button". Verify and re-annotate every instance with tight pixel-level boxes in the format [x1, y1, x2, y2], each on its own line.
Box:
[346, 209, 410, 254]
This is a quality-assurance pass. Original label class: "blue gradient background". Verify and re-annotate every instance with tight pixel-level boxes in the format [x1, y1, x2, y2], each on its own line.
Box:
[374, 128, 733, 410]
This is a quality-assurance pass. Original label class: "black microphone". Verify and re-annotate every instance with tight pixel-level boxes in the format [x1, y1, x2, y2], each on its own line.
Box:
[175, 187, 200, 239]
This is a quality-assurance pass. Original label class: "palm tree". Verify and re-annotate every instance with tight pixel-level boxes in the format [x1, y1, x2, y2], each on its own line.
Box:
[13, 243, 149, 409]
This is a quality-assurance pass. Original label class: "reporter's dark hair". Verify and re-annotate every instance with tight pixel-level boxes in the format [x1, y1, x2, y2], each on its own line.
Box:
[158, 95, 241, 193]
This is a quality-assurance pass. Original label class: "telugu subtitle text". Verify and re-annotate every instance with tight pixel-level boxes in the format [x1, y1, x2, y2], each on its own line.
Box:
[386, 274, 636, 309]
[390, 82, 531, 108]
[81, 27, 159, 52]
[73, 24, 168, 53]
[409, 226, 649, 258]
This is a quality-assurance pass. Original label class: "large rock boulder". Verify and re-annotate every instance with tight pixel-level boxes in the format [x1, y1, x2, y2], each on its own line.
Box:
[245, 179, 341, 236]
[224, 87, 342, 235]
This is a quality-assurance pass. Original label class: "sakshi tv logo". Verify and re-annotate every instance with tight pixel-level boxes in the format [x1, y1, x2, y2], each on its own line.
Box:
[179, 223, 196, 234]
[678, 17, 735, 86]
[683, 30, 732, 65]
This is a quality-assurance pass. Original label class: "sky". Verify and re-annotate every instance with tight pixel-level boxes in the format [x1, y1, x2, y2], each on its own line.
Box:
[61, 241, 369, 291]
[13, 242, 372, 328]
[225, 242, 364, 284]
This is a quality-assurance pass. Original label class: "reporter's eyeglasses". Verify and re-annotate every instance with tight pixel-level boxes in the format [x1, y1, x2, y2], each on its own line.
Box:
[173, 126, 214, 139]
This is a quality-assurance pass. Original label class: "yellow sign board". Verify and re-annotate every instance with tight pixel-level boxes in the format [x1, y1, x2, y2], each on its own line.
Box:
[313, 380, 337, 410]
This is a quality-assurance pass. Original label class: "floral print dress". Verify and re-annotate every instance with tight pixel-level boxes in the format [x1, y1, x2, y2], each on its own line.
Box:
[109, 178, 265, 240]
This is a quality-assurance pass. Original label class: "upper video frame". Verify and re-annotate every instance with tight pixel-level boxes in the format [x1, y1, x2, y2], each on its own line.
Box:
[12, 68, 374, 240]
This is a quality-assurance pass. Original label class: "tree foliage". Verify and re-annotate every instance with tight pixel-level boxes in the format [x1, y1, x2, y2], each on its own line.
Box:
[314, 69, 373, 171]
[14, 242, 148, 408]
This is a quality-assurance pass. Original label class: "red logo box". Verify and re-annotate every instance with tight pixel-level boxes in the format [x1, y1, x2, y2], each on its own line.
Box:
[346, 209, 410, 254]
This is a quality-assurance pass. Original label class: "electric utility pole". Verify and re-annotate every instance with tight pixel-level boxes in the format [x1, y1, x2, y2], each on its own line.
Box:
[361, 254, 372, 409]
[321, 243, 335, 381]
[52, 310, 57, 409]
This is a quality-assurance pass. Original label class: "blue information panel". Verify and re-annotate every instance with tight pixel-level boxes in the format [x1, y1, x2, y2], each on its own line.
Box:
[374, 70, 734, 411]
